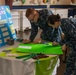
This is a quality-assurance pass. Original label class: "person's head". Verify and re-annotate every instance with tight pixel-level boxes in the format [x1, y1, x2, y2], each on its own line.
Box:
[25, 8, 39, 23]
[48, 14, 61, 28]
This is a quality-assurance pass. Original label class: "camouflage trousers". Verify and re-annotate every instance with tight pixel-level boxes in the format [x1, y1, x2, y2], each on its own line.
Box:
[64, 45, 76, 75]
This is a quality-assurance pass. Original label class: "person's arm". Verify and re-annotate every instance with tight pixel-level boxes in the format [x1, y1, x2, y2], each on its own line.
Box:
[29, 22, 38, 42]
[58, 26, 66, 46]
[22, 22, 38, 43]
[49, 28, 59, 45]
[52, 27, 65, 46]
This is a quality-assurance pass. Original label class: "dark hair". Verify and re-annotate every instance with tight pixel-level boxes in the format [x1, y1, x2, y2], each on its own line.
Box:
[48, 14, 61, 25]
[25, 8, 34, 18]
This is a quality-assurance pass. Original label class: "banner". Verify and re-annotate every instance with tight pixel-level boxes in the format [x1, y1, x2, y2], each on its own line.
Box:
[36, 56, 58, 75]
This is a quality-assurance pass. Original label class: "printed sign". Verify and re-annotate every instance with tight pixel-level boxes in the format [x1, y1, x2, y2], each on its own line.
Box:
[0, 6, 17, 47]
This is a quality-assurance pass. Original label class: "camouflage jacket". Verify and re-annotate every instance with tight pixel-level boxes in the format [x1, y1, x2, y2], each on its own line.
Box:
[61, 18, 76, 48]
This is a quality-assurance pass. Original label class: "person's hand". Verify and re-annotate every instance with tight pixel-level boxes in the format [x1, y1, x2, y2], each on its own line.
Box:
[33, 38, 41, 44]
[61, 44, 66, 51]
[33, 41, 40, 44]
[52, 41, 59, 46]
[22, 39, 31, 43]
[61, 33, 65, 40]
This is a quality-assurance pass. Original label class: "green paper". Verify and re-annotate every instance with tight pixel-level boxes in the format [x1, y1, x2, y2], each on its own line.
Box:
[16, 43, 63, 55]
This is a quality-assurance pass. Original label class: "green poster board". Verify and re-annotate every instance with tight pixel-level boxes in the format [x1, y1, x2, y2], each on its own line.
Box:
[16, 43, 63, 55]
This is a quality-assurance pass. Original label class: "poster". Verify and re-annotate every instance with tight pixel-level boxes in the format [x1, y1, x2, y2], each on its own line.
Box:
[0, 6, 17, 47]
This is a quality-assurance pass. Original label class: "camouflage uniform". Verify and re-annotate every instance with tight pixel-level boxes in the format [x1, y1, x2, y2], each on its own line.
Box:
[61, 18, 76, 75]
[29, 9, 62, 43]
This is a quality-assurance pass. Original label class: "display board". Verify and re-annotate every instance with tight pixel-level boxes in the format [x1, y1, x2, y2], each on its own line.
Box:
[0, 6, 17, 47]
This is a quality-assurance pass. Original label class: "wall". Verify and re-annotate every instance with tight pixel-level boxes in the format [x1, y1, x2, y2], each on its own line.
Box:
[49, 0, 71, 5]
[0, 0, 68, 31]
[12, 0, 48, 6]
[60, 0, 71, 5]
[12, 0, 72, 5]
[11, 10, 31, 31]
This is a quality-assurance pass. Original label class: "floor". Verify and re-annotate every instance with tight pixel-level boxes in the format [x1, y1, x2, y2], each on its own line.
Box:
[17, 29, 66, 75]
[57, 61, 66, 75]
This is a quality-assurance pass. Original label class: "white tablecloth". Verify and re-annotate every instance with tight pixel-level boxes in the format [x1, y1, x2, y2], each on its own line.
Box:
[0, 42, 60, 75]
[0, 57, 60, 75]
[0, 57, 35, 75]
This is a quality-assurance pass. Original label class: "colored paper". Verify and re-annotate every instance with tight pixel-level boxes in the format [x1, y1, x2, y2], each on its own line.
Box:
[16, 43, 63, 54]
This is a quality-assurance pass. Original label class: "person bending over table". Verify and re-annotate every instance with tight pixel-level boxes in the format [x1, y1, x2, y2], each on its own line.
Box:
[61, 18, 76, 75]
[23, 8, 65, 48]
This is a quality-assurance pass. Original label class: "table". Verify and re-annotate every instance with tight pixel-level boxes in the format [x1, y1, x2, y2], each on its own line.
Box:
[0, 42, 60, 75]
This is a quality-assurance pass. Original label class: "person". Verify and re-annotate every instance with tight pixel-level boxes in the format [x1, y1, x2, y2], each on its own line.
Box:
[23, 8, 53, 43]
[23, 8, 64, 46]
[61, 18, 76, 75]
[47, 14, 65, 45]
